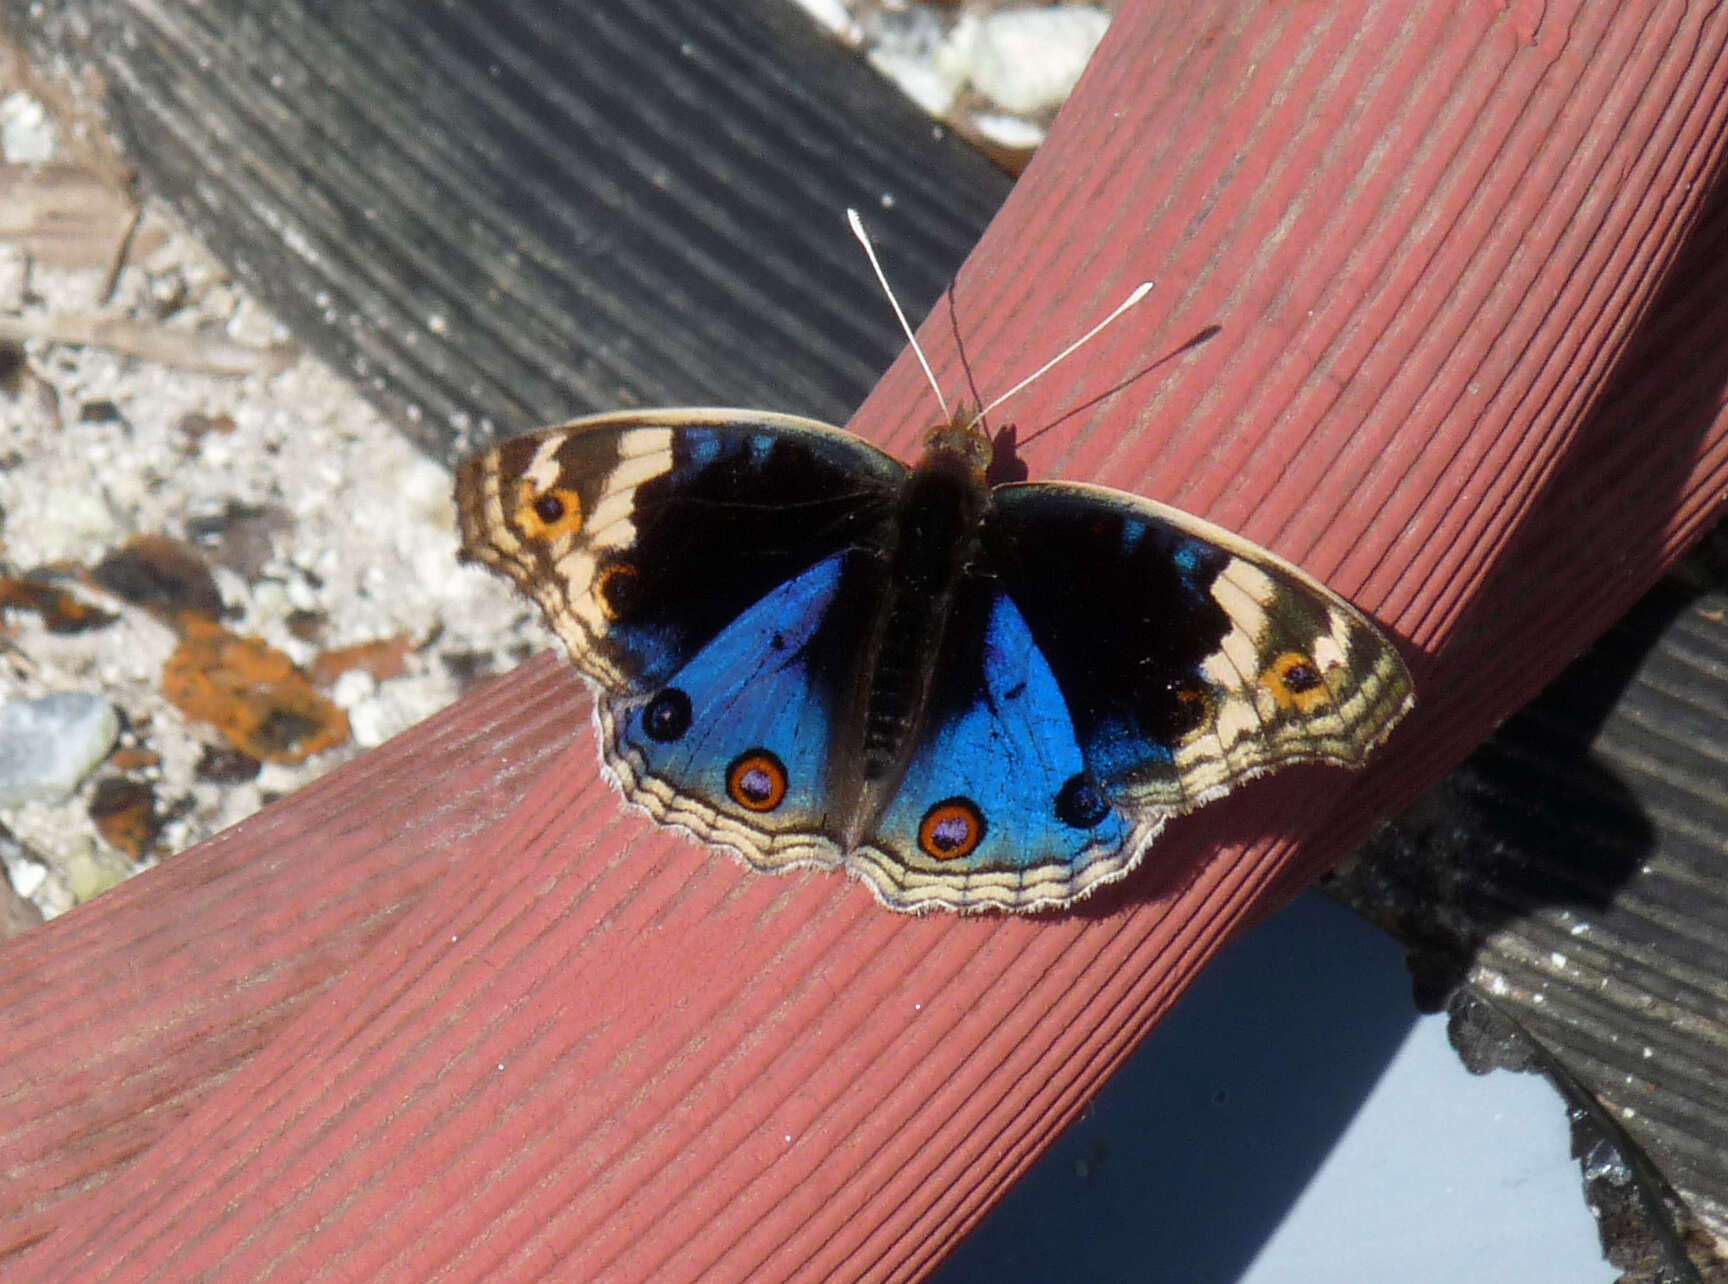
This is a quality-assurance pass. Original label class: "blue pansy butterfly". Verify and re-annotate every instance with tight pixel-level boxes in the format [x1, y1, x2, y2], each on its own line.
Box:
[456, 231, 1413, 912]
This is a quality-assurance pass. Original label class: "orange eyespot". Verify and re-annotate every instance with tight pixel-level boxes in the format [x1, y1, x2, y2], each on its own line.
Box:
[1264, 651, 1331, 712]
[595, 560, 641, 620]
[514, 479, 584, 541]
[727, 750, 788, 813]
[918, 798, 985, 861]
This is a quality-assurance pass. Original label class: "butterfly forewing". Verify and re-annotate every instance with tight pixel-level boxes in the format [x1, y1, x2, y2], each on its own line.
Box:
[456, 410, 904, 692]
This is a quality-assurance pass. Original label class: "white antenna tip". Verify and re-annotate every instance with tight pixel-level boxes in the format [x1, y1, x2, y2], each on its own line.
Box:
[847, 205, 951, 421]
[1126, 281, 1155, 306]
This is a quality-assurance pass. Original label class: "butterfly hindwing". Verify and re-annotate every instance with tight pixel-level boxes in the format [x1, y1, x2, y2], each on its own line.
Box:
[598, 551, 876, 874]
[855, 581, 1160, 911]
[983, 481, 1414, 819]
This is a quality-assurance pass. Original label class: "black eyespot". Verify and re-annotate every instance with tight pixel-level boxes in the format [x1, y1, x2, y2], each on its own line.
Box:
[643, 689, 692, 743]
[1280, 658, 1323, 693]
[918, 798, 986, 861]
[1056, 773, 1110, 829]
[533, 493, 566, 524]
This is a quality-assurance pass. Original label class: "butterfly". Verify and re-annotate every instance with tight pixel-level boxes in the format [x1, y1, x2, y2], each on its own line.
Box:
[458, 211, 1410, 912]
[455, 392, 1414, 912]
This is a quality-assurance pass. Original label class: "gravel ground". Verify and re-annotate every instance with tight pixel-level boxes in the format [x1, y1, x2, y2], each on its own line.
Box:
[0, 2, 1113, 925]
[0, 169, 546, 920]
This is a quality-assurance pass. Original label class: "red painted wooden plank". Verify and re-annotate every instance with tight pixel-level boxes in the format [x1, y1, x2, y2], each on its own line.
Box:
[6, 0, 1728, 1278]
[0, 651, 587, 1257]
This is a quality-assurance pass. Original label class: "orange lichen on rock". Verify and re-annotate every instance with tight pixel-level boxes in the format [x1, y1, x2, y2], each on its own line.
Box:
[162, 615, 349, 764]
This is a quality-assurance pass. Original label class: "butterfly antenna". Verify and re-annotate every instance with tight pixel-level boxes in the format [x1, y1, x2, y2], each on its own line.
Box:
[848, 208, 951, 423]
[965, 281, 1154, 432]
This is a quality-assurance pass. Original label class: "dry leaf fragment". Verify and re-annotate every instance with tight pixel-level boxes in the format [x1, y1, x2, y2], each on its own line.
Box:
[311, 633, 415, 686]
[91, 534, 223, 622]
[0, 574, 118, 633]
[88, 777, 161, 861]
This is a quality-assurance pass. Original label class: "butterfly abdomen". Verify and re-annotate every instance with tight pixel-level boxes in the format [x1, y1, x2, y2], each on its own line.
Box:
[858, 453, 989, 785]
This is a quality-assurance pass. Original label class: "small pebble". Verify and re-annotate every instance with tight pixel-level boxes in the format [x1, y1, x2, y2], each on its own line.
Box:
[0, 692, 120, 806]
[27, 486, 125, 560]
[970, 110, 1047, 152]
[0, 823, 47, 897]
[284, 608, 327, 643]
[77, 399, 126, 425]
[93, 534, 225, 621]
[1, 869, 44, 939]
[0, 341, 27, 393]
[56, 838, 135, 903]
[195, 744, 262, 783]
[0, 821, 47, 938]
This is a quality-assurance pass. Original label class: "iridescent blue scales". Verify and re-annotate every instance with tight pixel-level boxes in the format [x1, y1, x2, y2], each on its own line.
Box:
[455, 409, 1413, 912]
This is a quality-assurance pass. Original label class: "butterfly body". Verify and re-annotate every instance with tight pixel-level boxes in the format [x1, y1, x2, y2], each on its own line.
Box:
[457, 408, 1412, 912]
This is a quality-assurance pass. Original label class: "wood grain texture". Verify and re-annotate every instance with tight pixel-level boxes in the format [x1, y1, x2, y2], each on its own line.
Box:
[4, 0, 1005, 452]
[6, 0, 1728, 1278]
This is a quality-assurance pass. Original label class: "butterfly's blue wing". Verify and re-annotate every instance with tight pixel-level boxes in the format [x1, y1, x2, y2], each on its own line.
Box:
[599, 550, 877, 873]
[855, 583, 1158, 910]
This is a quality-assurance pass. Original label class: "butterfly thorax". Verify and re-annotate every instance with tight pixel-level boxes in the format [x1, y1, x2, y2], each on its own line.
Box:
[853, 439, 991, 810]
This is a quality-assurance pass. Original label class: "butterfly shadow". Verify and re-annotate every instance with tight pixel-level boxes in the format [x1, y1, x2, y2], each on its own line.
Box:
[1324, 582, 1684, 1005]
[1312, 164, 1728, 1278]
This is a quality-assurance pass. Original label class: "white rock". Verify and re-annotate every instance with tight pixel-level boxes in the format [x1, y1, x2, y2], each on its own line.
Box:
[331, 667, 378, 710]
[5, 847, 46, 899]
[0, 92, 56, 163]
[868, 7, 967, 118]
[869, 45, 962, 119]
[249, 578, 291, 623]
[972, 111, 1047, 152]
[0, 693, 120, 806]
[954, 7, 1113, 116]
[25, 485, 125, 562]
